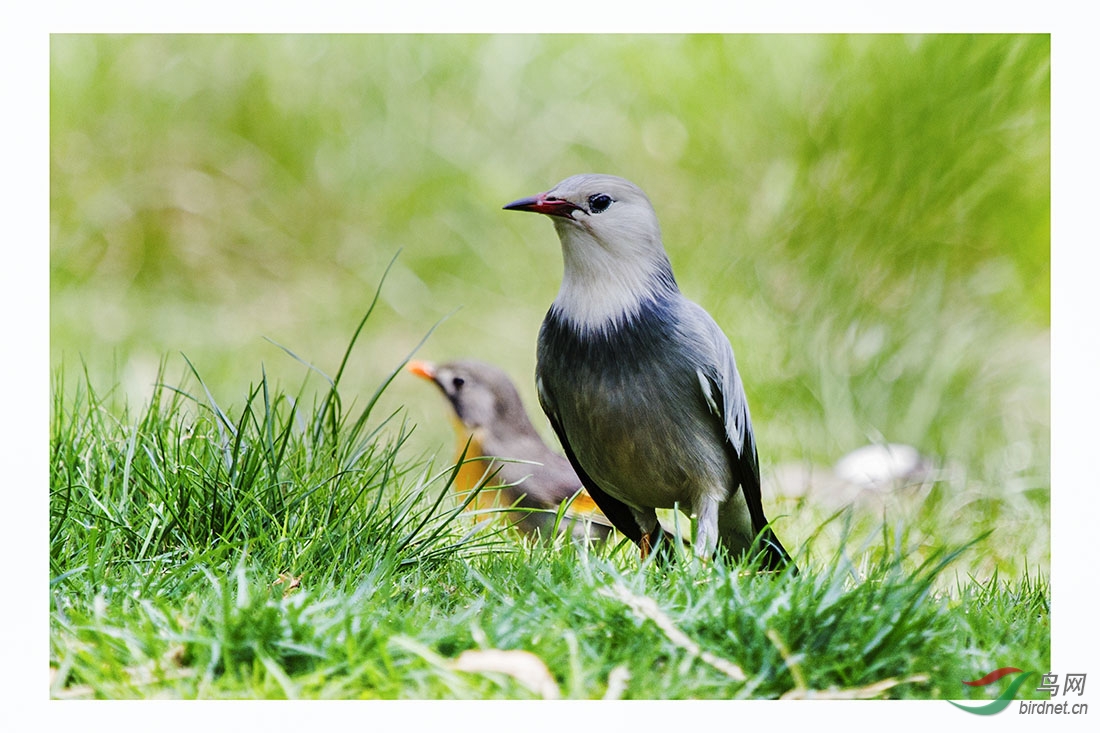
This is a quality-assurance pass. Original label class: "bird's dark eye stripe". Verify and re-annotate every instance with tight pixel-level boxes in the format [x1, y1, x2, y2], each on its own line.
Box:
[588, 193, 613, 213]
[452, 376, 465, 388]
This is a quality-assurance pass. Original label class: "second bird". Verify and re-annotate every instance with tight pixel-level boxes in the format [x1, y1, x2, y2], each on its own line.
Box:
[504, 173, 795, 570]
[407, 358, 613, 542]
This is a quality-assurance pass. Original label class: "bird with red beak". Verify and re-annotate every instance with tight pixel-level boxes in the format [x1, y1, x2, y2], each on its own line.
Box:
[504, 174, 795, 570]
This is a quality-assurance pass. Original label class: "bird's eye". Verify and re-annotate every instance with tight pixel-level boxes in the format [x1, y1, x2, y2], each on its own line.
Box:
[588, 193, 613, 214]
[452, 376, 465, 389]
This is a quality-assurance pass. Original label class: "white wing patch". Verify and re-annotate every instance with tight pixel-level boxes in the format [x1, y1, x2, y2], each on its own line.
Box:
[697, 368, 721, 416]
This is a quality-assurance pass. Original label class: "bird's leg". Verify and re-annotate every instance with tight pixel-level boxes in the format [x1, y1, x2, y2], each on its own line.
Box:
[631, 507, 661, 560]
[693, 495, 720, 559]
[715, 487, 756, 560]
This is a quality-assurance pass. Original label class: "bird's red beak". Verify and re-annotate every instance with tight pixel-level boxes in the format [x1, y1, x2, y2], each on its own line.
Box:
[503, 192, 580, 219]
[406, 359, 437, 382]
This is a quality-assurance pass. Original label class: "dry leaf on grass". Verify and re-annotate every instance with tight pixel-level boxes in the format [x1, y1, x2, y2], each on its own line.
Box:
[603, 665, 631, 700]
[453, 649, 561, 699]
[601, 583, 746, 681]
[780, 674, 930, 699]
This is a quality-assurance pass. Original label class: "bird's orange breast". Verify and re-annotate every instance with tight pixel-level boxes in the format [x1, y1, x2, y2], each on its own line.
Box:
[449, 422, 510, 519]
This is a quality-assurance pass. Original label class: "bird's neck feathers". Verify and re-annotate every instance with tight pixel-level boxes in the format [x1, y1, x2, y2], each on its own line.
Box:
[550, 220, 678, 333]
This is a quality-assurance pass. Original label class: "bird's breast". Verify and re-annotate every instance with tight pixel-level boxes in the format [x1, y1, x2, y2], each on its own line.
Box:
[537, 299, 732, 510]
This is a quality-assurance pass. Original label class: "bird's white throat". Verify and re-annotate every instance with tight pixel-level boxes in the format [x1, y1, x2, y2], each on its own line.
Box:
[551, 219, 676, 332]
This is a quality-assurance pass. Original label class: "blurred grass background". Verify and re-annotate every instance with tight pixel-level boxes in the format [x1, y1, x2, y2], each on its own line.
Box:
[50, 34, 1049, 577]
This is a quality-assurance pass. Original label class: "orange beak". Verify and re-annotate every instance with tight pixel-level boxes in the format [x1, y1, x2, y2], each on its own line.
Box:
[406, 359, 437, 382]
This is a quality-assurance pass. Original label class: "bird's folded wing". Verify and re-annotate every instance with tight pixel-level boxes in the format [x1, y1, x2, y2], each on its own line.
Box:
[695, 316, 794, 571]
[490, 451, 614, 529]
[693, 309, 767, 522]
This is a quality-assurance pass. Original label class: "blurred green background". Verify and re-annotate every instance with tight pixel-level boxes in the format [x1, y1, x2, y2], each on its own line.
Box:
[50, 34, 1049, 575]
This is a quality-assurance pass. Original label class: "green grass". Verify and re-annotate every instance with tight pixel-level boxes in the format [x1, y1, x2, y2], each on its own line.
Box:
[50, 299, 1049, 699]
[49, 34, 1050, 699]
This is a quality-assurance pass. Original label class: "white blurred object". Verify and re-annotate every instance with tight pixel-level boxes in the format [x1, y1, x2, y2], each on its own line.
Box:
[834, 443, 926, 489]
[766, 443, 933, 510]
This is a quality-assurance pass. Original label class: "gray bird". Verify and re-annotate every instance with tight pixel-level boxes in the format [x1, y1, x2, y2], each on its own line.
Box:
[503, 174, 794, 570]
[407, 358, 614, 542]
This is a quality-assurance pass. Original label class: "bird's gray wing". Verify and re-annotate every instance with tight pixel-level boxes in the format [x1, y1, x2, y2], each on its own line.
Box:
[691, 307, 760, 492]
[488, 455, 612, 538]
[486, 436, 581, 507]
[693, 306, 792, 569]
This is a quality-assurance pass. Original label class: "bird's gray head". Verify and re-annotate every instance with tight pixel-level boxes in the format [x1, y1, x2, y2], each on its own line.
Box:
[407, 359, 530, 433]
[504, 174, 677, 331]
